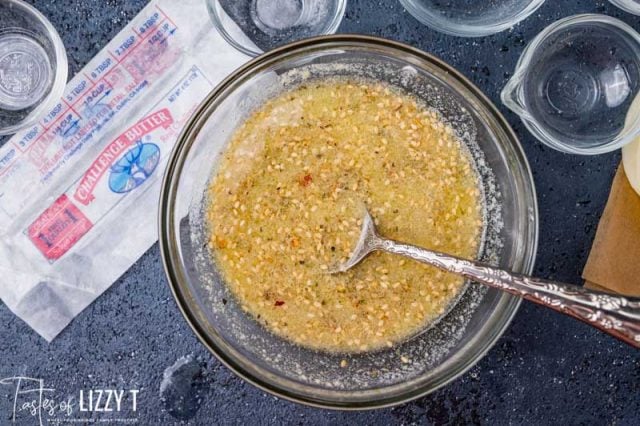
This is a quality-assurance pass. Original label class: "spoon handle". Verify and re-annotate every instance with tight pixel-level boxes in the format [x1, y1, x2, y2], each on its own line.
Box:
[380, 239, 640, 348]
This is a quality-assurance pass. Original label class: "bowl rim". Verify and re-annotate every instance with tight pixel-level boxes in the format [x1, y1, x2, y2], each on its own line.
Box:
[609, 0, 640, 15]
[0, 0, 68, 136]
[399, 0, 546, 37]
[159, 34, 539, 410]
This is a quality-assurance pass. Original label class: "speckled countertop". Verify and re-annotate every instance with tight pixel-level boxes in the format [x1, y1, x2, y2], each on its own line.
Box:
[1, 1, 639, 425]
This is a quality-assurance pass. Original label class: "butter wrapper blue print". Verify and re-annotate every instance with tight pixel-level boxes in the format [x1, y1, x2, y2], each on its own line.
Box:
[0, 0, 250, 341]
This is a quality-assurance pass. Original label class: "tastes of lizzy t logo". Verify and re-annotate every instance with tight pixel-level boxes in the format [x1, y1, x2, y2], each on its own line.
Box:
[0, 376, 140, 425]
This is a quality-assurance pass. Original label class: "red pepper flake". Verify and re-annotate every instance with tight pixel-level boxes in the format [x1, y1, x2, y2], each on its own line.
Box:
[275, 300, 285, 307]
[299, 174, 313, 187]
[215, 235, 227, 249]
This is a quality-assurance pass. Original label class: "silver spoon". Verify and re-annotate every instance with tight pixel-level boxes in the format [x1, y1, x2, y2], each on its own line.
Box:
[331, 208, 640, 348]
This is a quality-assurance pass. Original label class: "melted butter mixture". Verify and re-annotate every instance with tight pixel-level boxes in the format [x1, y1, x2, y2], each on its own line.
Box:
[207, 80, 483, 353]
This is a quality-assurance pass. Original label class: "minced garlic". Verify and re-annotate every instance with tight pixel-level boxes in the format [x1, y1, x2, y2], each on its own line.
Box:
[207, 80, 483, 353]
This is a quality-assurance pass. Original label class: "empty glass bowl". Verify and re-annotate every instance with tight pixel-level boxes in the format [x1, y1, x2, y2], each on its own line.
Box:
[502, 14, 640, 155]
[399, 0, 546, 37]
[609, 0, 640, 15]
[206, 0, 347, 56]
[0, 0, 67, 135]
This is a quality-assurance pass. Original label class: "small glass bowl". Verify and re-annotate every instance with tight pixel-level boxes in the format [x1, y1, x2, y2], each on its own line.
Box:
[502, 14, 640, 155]
[0, 0, 68, 135]
[206, 0, 347, 56]
[159, 35, 538, 409]
[399, 0, 546, 37]
[610, 0, 640, 15]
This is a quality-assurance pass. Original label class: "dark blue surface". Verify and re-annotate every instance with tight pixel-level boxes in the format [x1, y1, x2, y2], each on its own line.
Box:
[1, 1, 639, 424]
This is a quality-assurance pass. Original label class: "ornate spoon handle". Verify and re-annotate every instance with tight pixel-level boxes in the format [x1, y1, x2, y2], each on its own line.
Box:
[379, 239, 640, 348]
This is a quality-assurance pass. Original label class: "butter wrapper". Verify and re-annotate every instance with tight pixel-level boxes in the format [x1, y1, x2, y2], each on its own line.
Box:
[0, 0, 249, 340]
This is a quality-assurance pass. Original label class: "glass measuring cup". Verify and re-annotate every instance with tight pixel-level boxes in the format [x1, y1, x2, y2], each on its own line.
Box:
[0, 0, 68, 135]
[501, 14, 640, 155]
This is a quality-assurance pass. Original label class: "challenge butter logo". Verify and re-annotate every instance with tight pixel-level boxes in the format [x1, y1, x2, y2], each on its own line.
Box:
[73, 108, 173, 205]
[27, 109, 174, 262]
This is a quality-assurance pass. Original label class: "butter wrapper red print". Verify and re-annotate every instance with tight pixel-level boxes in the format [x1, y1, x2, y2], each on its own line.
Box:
[0, 0, 250, 341]
[27, 195, 93, 261]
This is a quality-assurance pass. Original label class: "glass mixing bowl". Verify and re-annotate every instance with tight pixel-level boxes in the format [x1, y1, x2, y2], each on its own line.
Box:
[400, 0, 546, 37]
[159, 35, 538, 409]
